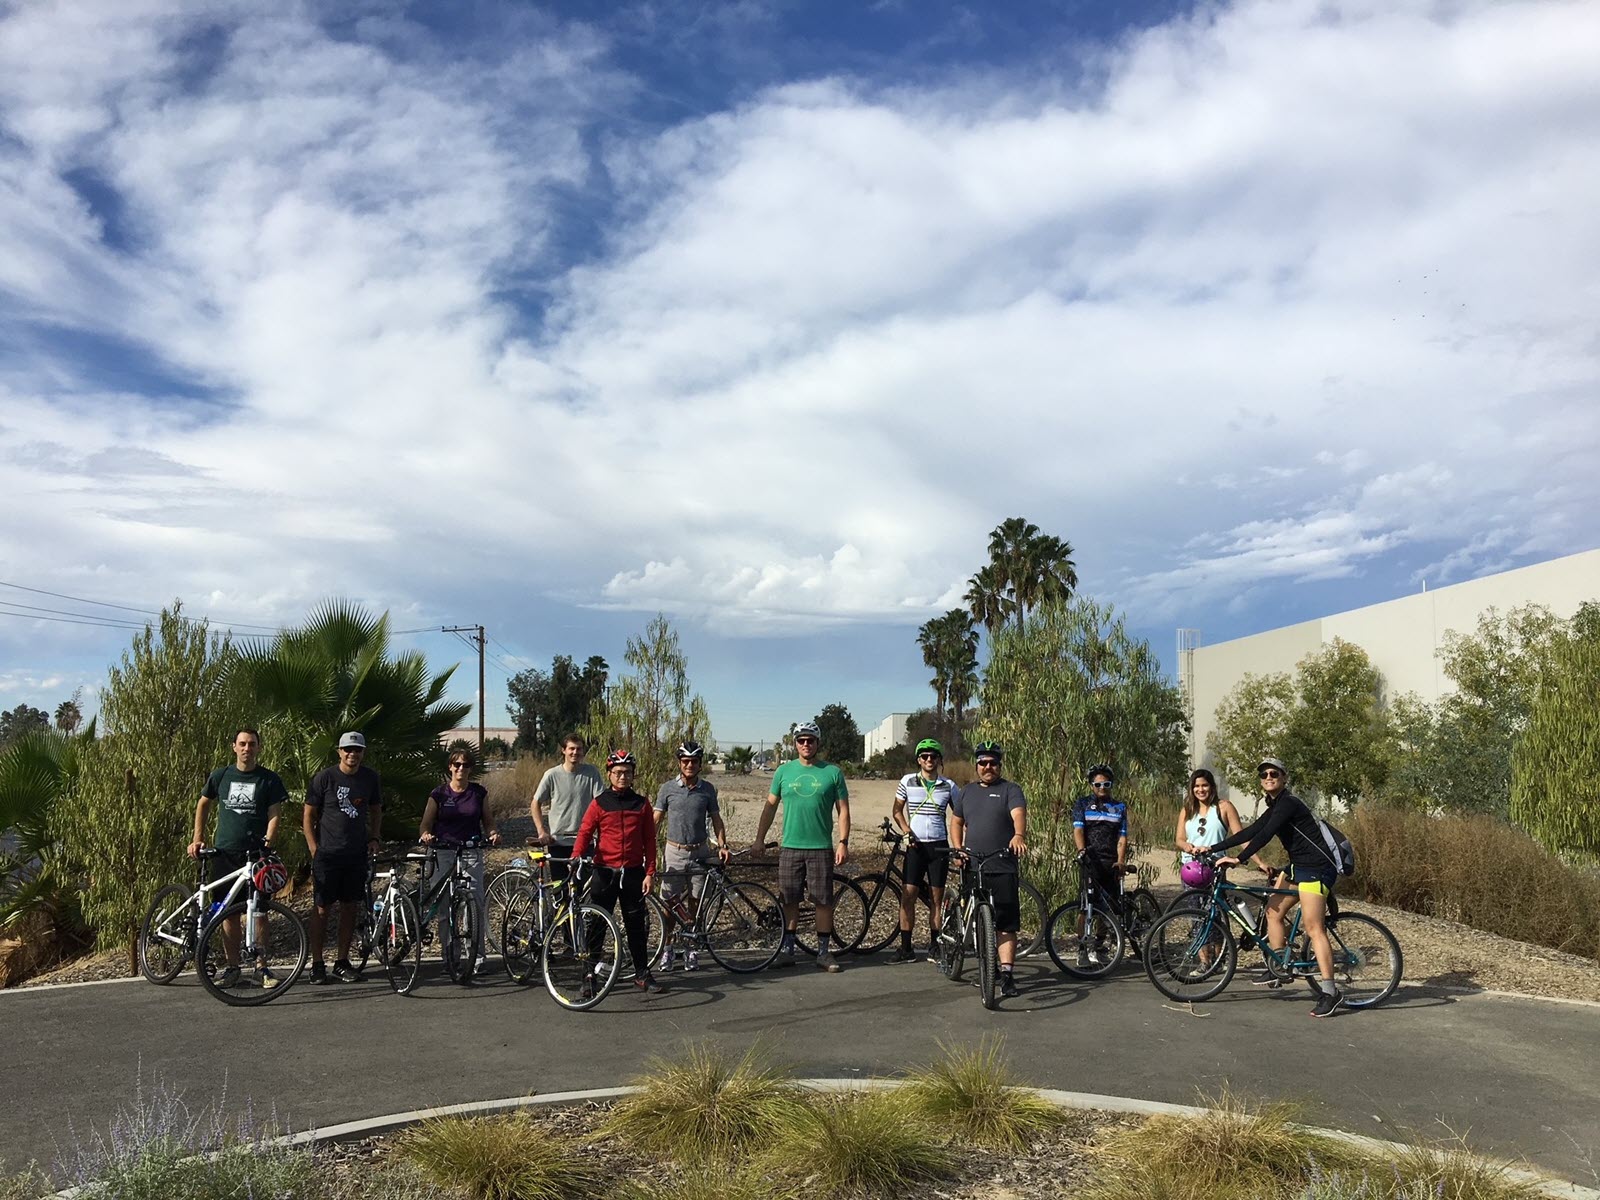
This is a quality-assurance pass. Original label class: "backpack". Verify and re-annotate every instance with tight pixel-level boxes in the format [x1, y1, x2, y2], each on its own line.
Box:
[1312, 816, 1356, 877]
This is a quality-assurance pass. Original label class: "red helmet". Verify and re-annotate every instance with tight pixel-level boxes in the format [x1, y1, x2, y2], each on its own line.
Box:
[606, 749, 637, 769]
[253, 853, 289, 896]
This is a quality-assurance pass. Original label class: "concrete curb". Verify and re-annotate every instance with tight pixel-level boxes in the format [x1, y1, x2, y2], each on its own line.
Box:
[50, 1080, 1597, 1200]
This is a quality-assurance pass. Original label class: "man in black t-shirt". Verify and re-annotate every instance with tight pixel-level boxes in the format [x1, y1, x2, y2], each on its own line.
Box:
[948, 741, 1027, 999]
[304, 731, 383, 984]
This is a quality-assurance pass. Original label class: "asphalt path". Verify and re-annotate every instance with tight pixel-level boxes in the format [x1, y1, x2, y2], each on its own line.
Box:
[3, 952, 1597, 1186]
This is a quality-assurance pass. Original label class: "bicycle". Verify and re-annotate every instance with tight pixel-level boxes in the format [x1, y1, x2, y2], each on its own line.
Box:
[934, 848, 1016, 1011]
[139, 845, 308, 1007]
[1044, 855, 1162, 979]
[367, 851, 424, 994]
[414, 837, 487, 984]
[1141, 855, 1403, 1008]
[499, 855, 626, 1010]
[650, 851, 785, 973]
[853, 817, 1049, 957]
[755, 841, 872, 955]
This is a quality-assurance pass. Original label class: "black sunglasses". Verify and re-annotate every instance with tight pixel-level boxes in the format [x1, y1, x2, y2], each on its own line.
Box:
[449, 762, 470, 769]
[1259, 769, 1283, 779]
[975, 758, 1001, 767]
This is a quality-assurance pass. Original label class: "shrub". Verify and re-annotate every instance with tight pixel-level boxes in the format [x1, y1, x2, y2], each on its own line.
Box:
[900, 1036, 1068, 1149]
[1348, 805, 1600, 962]
[599, 1042, 806, 1162]
[401, 1113, 603, 1200]
[763, 1089, 955, 1196]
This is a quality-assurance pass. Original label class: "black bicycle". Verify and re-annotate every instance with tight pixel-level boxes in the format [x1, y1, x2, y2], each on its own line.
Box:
[934, 848, 1017, 1011]
[1044, 855, 1161, 979]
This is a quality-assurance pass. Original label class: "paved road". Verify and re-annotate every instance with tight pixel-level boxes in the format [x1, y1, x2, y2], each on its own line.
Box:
[3, 955, 1597, 1186]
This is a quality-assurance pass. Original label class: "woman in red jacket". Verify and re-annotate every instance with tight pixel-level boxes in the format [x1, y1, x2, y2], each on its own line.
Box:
[572, 750, 661, 994]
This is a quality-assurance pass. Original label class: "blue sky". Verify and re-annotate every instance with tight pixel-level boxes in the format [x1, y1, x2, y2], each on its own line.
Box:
[2, 0, 1598, 748]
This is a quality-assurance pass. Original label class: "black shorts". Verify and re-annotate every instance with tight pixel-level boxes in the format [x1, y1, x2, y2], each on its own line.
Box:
[986, 872, 1021, 934]
[313, 854, 367, 906]
[1083, 854, 1122, 900]
[777, 847, 833, 906]
[209, 848, 247, 889]
[903, 840, 950, 891]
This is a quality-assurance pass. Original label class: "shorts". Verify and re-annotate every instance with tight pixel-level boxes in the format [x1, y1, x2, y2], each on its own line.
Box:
[903, 839, 950, 891]
[1288, 864, 1336, 897]
[986, 871, 1021, 934]
[661, 843, 718, 899]
[777, 847, 834, 906]
[209, 848, 247, 888]
[313, 853, 367, 907]
[1082, 854, 1123, 900]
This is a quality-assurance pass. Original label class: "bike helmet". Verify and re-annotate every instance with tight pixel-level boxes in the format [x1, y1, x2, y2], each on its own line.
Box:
[915, 738, 943, 756]
[1087, 763, 1115, 783]
[1179, 859, 1215, 889]
[677, 740, 704, 759]
[973, 741, 1003, 761]
[793, 722, 821, 740]
[605, 749, 637, 769]
[253, 852, 289, 896]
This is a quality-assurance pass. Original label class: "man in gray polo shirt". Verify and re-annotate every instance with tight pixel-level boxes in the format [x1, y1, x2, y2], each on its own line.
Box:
[530, 733, 605, 884]
[654, 740, 731, 971]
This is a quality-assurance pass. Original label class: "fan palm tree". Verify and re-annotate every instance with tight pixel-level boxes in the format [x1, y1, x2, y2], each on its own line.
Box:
[917, 616, 954, 720]
[53, 698, 83, 735]
[0, 725, 92, 931]
[975, 517, 1078, 630]
[964, 563, 1013, 634]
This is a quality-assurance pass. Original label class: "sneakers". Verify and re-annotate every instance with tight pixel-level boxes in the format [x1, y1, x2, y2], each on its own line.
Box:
[773, 944, 796, 968]
[659, 948, 676, 972]
[580, 972, 595, 1001]
[1250, 970, 1285, 988]
[816, 948, 843, 973]
[999, 973, 1021, 999]
[890, 945, 918, 964]
[595, 960, 613, 981]
[309, 960, 327, 985]
[1076, 949, 1090, 969]
[927, 942, 939, 962]
[331, 960, 362, 983]
[634, 973, 666, 995]
[1088, 944, 1105, 966]
[475, 956, 488, 975]
[257, 963, 281, 989]
[217, 965, 242, 988]
[1310, 988, 1343, 1018]
[684, 951, 699, 972]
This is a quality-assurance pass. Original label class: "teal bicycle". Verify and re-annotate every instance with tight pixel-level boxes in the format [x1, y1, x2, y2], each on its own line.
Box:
[1141, 857, 1402, 1008]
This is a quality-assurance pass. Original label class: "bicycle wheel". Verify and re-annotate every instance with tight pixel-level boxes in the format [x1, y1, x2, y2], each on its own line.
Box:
[484, 868, 532, 956]
[139, 884, 195, 984]
[936, 894, 966, 981]
[382, 892, 423, 995]
[500, 888, 543, 984]
[1122, 887, 1163, 953]
[444, 892, 476, 983]
[1045, 901, 1126, 979]
[351, 877, 382, 973]
[1017, 878, 1047, 958]
[704, 882, 784, 972]
[542, 903, 622, 1011]
[854, 874, 903, 955]
[1142, 907, 1237, 1003]
[977, 903, 998, 1010]
[1328, 912, 1402, 1009]
[795, 876, 869, 954]
[196, 900, 308, 1007]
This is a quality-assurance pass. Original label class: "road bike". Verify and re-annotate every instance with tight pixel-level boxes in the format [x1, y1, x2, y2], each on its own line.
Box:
[499, 855, 625, 1010]
[366, 839, 486, 993]
[139, 845, 308, 1007]
[1044, 855, 1162, 979]
[853, 817, 1048, 957]
[650, 850, 785, 973]
[1142, 856, 1403, 1008]
[934, 848, 1016, 1011]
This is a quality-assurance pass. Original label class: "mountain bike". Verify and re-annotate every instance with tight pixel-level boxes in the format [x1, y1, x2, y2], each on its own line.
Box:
[853, 818, 1048, 957]
[1044, 855, 1162, 979]
[140, 845, 308, 1007]
[650, 850, 784, 973]
[500, 855, 625, 1010]
[934, 848, 1016, 1011]
[1142, 856, 1402, 1008]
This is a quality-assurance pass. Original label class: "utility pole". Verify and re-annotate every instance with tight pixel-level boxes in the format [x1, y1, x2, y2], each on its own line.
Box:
[443, 624, 487, 749]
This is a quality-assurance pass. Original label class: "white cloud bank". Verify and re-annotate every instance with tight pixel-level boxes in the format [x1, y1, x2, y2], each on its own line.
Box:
[1, 0, 1597, 647]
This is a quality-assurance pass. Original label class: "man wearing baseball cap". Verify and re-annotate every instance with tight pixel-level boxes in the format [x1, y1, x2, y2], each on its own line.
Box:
[304, 731, 383, 984]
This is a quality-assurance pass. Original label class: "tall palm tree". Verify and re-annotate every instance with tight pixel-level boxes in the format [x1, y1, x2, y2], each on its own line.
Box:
[917, 616, 952, 720]
[975, 517, 1078, 630]
[1014, 532, 1078, 626]
[964, 563, 1012, 634]
[53, 698, 83, 735]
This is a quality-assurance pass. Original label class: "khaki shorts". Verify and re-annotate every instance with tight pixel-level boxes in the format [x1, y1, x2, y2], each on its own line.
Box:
[660, 843, 718, 899]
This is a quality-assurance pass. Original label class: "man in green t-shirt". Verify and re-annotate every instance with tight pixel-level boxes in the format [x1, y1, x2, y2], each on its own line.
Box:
[753, 721, 851, 972]
[188, 728, 290, 989]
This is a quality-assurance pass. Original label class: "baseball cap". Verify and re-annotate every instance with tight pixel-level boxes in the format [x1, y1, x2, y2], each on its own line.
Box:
[1257, 756, 1287, 775]
[339, 731, 367, 750]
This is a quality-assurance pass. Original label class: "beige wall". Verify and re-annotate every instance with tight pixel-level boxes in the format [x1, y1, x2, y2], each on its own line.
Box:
[1188, 548, 1600, 787]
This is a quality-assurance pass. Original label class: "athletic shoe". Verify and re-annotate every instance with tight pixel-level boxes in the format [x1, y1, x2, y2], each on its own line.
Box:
[816, 948, 842, 973]
[1076, 949, 1090, 969]
[999, 973, 1021, 999]
[927, 942, 939, 961]
[1250, 970, 1284, 988]
[257, 964, 281, 989]
[890, 945, 918, 964]
[595, 960, 613, 981]
[1086, 947, 1102, 967]
[1310, 989, 1343, 1018]
[580, 972, 595, 1001]
[475, 956, 488, 975]
[659, 949, 676, 972]
[634, 973, 666, 994]
[331, 960, 362, 983]
[684, 951, 699, 972]
[309, 961, 327, 985]
[773, 945, 796, 968]
[218, 965, 242, 988]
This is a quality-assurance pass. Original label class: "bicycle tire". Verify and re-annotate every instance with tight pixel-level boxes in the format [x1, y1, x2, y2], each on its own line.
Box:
[444, 892, 476, 984]
[1017, 878, 1047, 958]
[1328, 912, 1402, 1009]
[195, 900, 308, 1007]
[854, 873, 904, 955]
[382, 892, 423, 995]
[977, 903, 998, 1010]
[795, 876, 869, 954]
[1123, 887, 1162, 953]
[703, 882, 784, 973]
[1044, 900, 1125, 979]
[542, 903, 622, 1011]
[139, 884, 195, 984]
[936, 893, 965, 981]
[500, 888, 544, 984]
[484, 868, 532, 956]
[1142, 907, 1237, 1003]
[351, 874, 383, 973]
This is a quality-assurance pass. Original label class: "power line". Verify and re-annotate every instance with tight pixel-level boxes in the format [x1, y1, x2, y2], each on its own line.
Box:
[0, 578, 286, 631]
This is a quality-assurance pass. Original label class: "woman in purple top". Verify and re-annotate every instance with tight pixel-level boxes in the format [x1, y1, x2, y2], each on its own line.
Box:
[420, 747, 500, 977]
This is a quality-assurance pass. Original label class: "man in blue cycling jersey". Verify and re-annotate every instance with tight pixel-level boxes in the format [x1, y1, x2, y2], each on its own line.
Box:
[1069, 764, 1128, 968]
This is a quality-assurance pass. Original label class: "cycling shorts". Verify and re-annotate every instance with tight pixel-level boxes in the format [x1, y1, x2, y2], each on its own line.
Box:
[986, 872, 1021, 934]
[1288, 863, 1336, 896]
[903, 839, 949, 891]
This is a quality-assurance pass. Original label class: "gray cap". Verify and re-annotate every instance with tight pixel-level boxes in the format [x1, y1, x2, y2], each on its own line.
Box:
[1257, 756, 1287, 776]
[338, 731, 367, 750]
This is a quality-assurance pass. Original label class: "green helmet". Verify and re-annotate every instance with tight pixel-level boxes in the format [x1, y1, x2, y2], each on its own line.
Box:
[915, 738, 943, 756]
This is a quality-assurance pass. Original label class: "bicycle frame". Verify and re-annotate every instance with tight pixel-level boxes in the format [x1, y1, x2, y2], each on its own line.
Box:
[1191, 869, 1314, 974]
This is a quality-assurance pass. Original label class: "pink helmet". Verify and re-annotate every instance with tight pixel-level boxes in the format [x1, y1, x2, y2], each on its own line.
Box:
[1179, 859, 1214, 889]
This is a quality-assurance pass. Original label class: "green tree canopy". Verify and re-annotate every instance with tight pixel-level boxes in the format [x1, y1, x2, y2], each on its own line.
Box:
[813, 703, 864, 764]
[0, 704, 50, 751]
[507, 654, 608, 754]
[917, 609, 979, 722]
[0, 724, 91, 932]
[966, 517, 1077, 634]
[1511, 610, 1600, 859]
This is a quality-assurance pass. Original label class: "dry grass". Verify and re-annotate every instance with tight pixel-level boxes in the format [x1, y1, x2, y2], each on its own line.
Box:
[900, 1036, 1069, 1150]
[617, 1163, 788, 1200]
[484, 755, 557, 824]
[399, 1113, 604, 1200]
[1350, 805, 1600, 962]
[762, 1088, 955, 1197]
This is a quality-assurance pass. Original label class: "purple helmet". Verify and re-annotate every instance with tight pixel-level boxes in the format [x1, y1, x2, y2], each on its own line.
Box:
[1179, 859, 1215, 889]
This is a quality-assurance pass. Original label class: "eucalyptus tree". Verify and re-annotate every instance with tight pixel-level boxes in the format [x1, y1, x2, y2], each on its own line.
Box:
[1512, 608, 1600, 859]
[582, 614, 713, 794]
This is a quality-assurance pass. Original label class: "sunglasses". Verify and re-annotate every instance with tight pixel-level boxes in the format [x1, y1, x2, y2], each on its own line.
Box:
[1090, 781, 1112, 789]
[976, 758, 1001, 767]
[341, 746, 365, 753]
[1197, 816, 1207, 831]
[795, 737, 817, 744]
[1259, 769, 1283, 779]
[917, 751, 938, 759]
[449, 762, 470, 770]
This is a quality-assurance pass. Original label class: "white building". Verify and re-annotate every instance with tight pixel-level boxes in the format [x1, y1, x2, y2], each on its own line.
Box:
[1184, 547, 1600, 776]
[864, 712, 913, 760]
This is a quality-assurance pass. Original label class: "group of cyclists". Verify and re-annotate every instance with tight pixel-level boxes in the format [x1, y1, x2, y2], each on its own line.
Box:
[186, 721, 1354, 1015]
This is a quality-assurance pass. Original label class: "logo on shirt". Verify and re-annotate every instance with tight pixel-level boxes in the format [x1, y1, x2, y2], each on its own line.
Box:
[789, 772, 821, 797]
[224, 780, 258, 813]
[337, 785, 361, 819]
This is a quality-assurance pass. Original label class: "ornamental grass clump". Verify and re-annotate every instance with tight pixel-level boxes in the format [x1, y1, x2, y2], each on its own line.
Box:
[400, 1113, 603, 1200]
[599, 1041, 807, 1162]
[764, 1088, 955, 1197]
[900, 1035, 1068, 1150]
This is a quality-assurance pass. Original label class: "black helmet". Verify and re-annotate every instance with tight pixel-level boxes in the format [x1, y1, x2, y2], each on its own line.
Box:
[973, 741, 1003, 760]
[677, 740, 704, 760]
[1087, 763, 1115, 783]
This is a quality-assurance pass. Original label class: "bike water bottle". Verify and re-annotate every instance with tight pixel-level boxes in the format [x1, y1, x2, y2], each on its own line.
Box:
[207, 900, 224, 920]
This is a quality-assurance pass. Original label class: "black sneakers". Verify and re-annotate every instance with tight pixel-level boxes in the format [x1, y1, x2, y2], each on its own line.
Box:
[999, 973, 1021, 999]
[890, 945, 918, 964]
[309, 960, 327, 985]
[1310, 988, 1343, 1018]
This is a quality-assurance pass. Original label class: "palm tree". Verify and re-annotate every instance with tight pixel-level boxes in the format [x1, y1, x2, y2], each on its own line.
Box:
[974, 517, 1078, 631]
[1014, 532, 1077, 625]
[0, 725, 91, 933]
[964, 563, 1012, 634]
[917, 616, 953, 720]
[53, 696, 83, 735]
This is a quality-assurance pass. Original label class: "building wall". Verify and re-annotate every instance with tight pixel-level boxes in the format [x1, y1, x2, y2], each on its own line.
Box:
[1188, 548, 1600, 784]
[864, 712, 912, 760]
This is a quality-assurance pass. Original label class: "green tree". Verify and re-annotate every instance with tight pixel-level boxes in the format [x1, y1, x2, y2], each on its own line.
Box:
[963, 563, 1012, 635]
[508, 654, 608, 754]
[1204, 671, 1295, 796]
[724, 746, 755, 775]
[582, 615, 712, 795]
[1283, 640, 1391, 801]
[0, 704, 50, 750]
[916, 609, 979, 721]
[0, 725, 92, 932]
[814, 703, 864, 764]
[1511, 612, 1600, 859]
[54, 692, 84, 734]
[974, 517, 1078, 633]
[57, 606, 246, 972]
